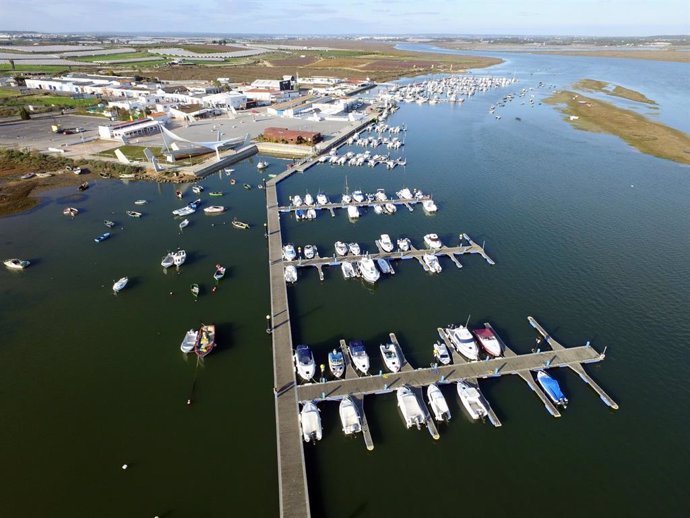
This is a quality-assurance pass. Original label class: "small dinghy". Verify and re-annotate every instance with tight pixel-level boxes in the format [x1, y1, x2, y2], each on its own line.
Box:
[213, 264, 226, 281]
[192, 185, 203, 194]
[126, 210, 142, 218]
[243, 183, 252, 190]
[190, 283, 200, 298]
[180, 329, 198, 353]
[256, 161, 269, 170]
[63, 207, 79, 217]
[161, 253, 174, 269]
[94, 232, 111, 243]
[209, 191, 223, 197]
[175, 190, 183, 199]
[104, 220, 115, 228]
[231, 218, 250, 230]
[134, 199, 147, 205]
[78, 181, 89, 191]
[112, 276, 128, 293]
[4, 258, 30, 270]
[179, 219, 189, 230]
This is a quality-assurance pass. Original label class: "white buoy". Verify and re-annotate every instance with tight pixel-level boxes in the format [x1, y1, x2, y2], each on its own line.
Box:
[122, 464, 128, 470]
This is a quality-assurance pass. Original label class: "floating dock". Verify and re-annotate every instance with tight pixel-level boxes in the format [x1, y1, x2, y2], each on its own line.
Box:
[278, 195, 432, 216]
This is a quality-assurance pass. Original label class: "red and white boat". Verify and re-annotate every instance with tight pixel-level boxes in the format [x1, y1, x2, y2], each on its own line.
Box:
[473, 327, 503, 357]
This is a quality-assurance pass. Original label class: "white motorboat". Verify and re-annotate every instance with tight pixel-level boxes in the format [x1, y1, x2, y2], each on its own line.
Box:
[334, 241, 348, 256]
[348, 242, 361, 256]
[347, 340, 370, 374]
[433, 342, 452, 365]
[282, 244, 296, 261]
[422, 199, 438, 214]
[397, 238, 411, 252]
[374, 189, 388, 201]
[396, 187, 414, 200]
[134, 199, 148, 205]
[341, 193, 352, 204]
[192, 185, 203, 194]
[299, 401, 322, 443]
[316, 193, 329, 205]
[63, 207, 79, 217]
[457, 380, 489, 420]
[351, 190, 365, 203]
[112, 276, 128, 293]
[396, 386, 426, 429]
[358, 256, 380, 284]
[427, 383, 451, 422]
[303, 245, 317, 259]
[445, 326, 479, 360]
[328, 349, 345, 378]
[423, 253, 442, 273]
[379, 234, 394, 253]
[4, 258, 30, 270]
[126, 210, 142, 218]
[341, 261, 357, 279]
[161, 253, 174, 269]
[172, 206, 195, 217]
[179, 219, 189, 230]
[306, 208, 317, 220]
[180, 329, 199, 353]
[373, 204, 384, 215]
[203, 205, 225, 214]
[284, 265, 298, 283]
[383, 203, 397, 214]
[304, 193, 314, 206]
[347, 205, 360, 219]
[473, 327, 503, 357]
[294, 344, 316, 381]
[380, 343, 401, 373]
[172, 249, 186, 267]
[424, 233, 443, 249]
[291, 195, 303, 207]
[339, 397, 362, 435]
[257, 161, 269, 170]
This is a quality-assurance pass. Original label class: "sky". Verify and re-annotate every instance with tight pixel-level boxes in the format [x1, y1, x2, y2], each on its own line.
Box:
[1, 0, 689, 36]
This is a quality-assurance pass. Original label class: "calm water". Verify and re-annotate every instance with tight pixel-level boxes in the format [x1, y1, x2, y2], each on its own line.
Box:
[1, 50, 689, 517]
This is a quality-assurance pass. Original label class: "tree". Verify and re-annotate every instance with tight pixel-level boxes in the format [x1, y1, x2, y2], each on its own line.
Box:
[18, 107, 31, 120]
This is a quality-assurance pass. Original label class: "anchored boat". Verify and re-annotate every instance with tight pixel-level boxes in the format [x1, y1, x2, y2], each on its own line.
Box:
[4, 258, 30, 270]
[180, 329, 198, 353]
[213, 264, 226, 281]
[94, 232, 111, 243]
[194, 324, 216, 358]
[112, 277, 128, 293]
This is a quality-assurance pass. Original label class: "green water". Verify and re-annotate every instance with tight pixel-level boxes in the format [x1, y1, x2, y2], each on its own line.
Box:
[1, 52, 689, 517]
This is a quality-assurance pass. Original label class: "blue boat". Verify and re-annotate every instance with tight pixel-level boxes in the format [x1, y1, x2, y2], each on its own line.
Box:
[295, 209, 306, 221]
[94, 232, 111, 243]
[536, 370, 568, 407]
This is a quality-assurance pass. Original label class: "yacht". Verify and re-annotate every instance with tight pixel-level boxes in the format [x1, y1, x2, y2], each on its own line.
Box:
[358, 256, 380, 284]
[334, 241, 348, 256]
[351, 190, 365, 203]
[396, 386, 426, 429]
[341, 261, 357, 279]
[172, 249, 187, 267]
[303, 245, 317, 260]
[282, 244, 296, 261]
[112, 276, 128, 293]
[180, 329, 198, 353]
[347, 340, 370, 375]
[294, 344, 316, 381]
[348, 243, 361, 256]
[339, 397, 362, 435]
[433, 342, 452, 365]
[473, 327, 503, 357]
[380, 343, 401, 373]
[379, 234, 394, 253]
[427, 384, 451, 422]
[397, 238, 411, 252]
[347, 205, 360, 219]
[4, 258, 30, 270]
[423, 253, 442, 273]
[424, 233, 443, 249]
[299, 401, 322, 443]
[161, 252, 174, 269]
[284, 265, 298, 284]
[328, 349, 345, 378]
[422, 199, 438, 214]
[457, 380, 489, 420]
[304, 193, 315, 206]
[291, 195, 303, 207]
[445, 326, 479, 360]
[316, 192, 329, 205]
[536, 371, 568, 407]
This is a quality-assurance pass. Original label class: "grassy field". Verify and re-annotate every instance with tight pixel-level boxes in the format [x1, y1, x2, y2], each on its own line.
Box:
[0, 88, 20, 98]
[97, 145, 162, 161]
[73, 52, 151, 62]
[573, 78, 657, 105]
[545, 90, 690, 165]
[0, 64, 71, 74]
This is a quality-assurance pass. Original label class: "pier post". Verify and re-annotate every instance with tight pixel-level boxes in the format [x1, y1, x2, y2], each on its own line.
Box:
[265, 314, 272, 334]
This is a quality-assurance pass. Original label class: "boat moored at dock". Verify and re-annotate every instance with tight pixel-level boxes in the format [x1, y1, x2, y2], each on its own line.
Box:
[284, 265, 298, 284]
[294, 344, 316, 381]
[433, 342, 451, 365]
[473, 327, 503, 357]
[339, 397, 362, 435]
[358, 256, 380, 284]
[328, 349, 345, 378]
[536, 370, 568, 407]
[444, 325, 479, 360]
[424, 233, 443, 249]
[427, 384, 451, 422]
[348, 340, 370, 375]
[396, 386, 426, 429]
[457, 380, 489, 420]
[300, 401, 322, 443]
[380, 342, 401, 373]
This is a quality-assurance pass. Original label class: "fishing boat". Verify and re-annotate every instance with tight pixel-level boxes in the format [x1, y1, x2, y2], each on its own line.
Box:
[94, 232, 111, 243]
[348, 242, 361, 256]
[161, 253, 174, 269]
[78, 181, 89, 191]
[194, 324, 216, 358]
[294, 344, 316, 381]
[472, 327, 503, 357]
[284, 265, 298, 283]
[126, 210, 142, 218]
[334, 241, 348, 256]
[104, 220, 115, 228]
[358, 256, 380, 284]
[424, 233, 442, 249]
[377, 258, 393, 274]
[231, 218, 250, 230]
[299, 401, 322, 443]
[445, 325, 479, 360]
[456, 380, 489, 420]
[172, 249, 186, 267]
[3, 258, 30, 270]
[243, 183, 252, 190]
[341, 261, 356, 279]
[190, 283, 200, 298]
[380, 342, 401, 373]
[328, 349, 345, 378]
[209, 191, 223, 197]
[282, 244, 296, 261]
[536, 371, 568, 407]
[378, 234, 394, 253]
[192, 185, 204, 194]
[433, 342, 452, 365]
[423, 253, 442, 273]
[347, 340, 370, 375]
[134, 199, 147, 205]
[339, 397, 362, 435]
[347, 205, 360, 219]
[422, 199, 438, 214]
[112, 276, 128, 293]
[63, 207, 79, 217]
[256, 161, 269, 170]
[397, 237, 411, 252]
[396, 386, 426, 429]
[213, 264, 226, 281]
[179, 219, 189, 230]
[203, 205, 225, 214]
[180, 329, 198, 353]
[427, 383, 451, 422]
[303, 245, 317, 260]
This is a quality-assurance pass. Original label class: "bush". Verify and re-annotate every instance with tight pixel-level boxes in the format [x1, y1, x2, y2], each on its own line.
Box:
[18, 107, 30, 120]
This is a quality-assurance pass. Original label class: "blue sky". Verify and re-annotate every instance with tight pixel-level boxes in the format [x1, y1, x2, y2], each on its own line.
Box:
[2, 0, 688, 35]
